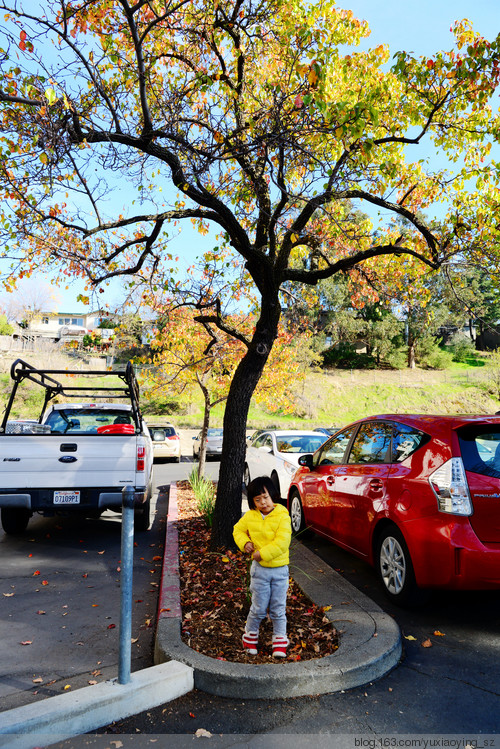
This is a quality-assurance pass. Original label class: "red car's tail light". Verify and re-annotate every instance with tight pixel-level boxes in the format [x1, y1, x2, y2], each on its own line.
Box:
[429, 458, 473, 516]
[137, 446, 145, 472]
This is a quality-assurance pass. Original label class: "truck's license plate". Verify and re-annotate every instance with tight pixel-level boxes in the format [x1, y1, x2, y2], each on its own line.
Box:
[53, 491, 80, 505]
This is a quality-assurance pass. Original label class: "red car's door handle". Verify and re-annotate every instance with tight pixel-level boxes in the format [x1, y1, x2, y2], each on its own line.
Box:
[326, 476, 335, 486]
[369, 479, 384, 489]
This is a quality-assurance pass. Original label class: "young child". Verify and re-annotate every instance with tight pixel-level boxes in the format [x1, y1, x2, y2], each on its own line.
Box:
[233, 476, 292, 658]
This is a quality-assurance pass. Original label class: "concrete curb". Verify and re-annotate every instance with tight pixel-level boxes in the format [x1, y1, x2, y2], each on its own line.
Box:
[155, 485, 402, 698]
[0, 662, 194, 749]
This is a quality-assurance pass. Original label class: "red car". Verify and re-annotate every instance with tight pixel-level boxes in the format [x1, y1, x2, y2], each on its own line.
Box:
[287, 414, 500, 605]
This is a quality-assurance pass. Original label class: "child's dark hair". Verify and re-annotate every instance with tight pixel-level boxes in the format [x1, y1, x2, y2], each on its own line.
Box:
[246, 476, 280, 509]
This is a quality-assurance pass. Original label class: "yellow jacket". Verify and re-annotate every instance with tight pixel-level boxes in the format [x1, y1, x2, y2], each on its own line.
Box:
[233, 503, 291, 567]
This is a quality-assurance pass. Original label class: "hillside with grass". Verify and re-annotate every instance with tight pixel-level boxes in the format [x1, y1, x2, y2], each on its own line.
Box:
[1, 352, 499, 430]
[141, 354, 500, 430]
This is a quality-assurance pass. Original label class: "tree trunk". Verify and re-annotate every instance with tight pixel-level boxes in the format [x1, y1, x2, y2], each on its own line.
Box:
[407, 341, 416, 369]
[196, 385, 211, 479]
[210, 293, 281, 550]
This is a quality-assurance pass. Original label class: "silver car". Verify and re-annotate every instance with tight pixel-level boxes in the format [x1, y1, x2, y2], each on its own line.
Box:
[192, 428, 224, 460]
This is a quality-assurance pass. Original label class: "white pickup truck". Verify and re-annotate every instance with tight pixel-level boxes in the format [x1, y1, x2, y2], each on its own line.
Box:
[0, 359, 153, 535]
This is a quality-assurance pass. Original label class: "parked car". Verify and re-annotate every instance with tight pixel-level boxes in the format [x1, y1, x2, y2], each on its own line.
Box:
[287, 414, 500, 605]
[244, 430, 327, 500]
[148, 423, 181, 462]
[0, 359, 153, 534]
[193, 428, 224, 460]
[246, 427, 275, 445]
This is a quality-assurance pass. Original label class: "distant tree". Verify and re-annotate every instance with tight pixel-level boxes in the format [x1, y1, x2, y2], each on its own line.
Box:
[443, 266, 500, 349]
[0, 313, 13, 335]
[0, 280, 60, 327]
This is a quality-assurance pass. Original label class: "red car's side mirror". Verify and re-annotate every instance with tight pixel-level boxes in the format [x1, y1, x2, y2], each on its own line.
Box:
[298, 454, 314, 469]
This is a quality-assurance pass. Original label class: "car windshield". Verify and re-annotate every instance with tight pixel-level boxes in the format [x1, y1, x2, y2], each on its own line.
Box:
[207, 429, 223, 437]
[276, 434, 325, 454]
[458, 426, 500, 478]
[44, 408, 133, 434]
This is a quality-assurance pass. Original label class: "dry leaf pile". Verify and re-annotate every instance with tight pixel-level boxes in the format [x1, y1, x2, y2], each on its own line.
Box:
[176, 481, 339, 664]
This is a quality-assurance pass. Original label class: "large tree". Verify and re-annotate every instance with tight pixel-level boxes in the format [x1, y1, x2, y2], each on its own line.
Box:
[1, 1, 500, 547]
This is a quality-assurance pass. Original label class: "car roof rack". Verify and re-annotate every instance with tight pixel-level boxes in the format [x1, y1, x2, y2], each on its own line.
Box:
[0, 359, 142, 433]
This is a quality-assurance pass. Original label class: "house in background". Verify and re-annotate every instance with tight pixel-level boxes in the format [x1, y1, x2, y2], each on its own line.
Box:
[13, 310, 114, 342]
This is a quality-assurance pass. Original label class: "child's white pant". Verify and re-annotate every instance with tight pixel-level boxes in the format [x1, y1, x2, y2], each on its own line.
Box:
[246, 561, 289, 638]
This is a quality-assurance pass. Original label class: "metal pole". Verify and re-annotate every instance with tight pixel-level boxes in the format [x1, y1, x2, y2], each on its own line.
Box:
[118, 485, 135, 685]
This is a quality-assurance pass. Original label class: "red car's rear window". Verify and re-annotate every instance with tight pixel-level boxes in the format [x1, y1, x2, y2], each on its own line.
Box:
[457, 425, 500, 477]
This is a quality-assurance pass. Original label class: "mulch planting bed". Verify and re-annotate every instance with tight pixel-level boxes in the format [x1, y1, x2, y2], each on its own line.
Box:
[176, 481, 339, 664]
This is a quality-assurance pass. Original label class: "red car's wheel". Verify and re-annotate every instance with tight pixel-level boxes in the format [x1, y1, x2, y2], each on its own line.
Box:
[375, 526, 424, 606]
[289, 491, 308, 535]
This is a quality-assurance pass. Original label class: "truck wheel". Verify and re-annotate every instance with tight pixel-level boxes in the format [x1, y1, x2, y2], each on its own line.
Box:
[1, 508, 31, 535]
[135, 496, 151, 532]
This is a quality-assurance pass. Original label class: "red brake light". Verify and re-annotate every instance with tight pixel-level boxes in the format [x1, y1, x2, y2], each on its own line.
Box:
[137, 446, 145, 472]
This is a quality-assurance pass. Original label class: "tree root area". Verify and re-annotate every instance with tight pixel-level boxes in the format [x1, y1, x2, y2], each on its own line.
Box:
[176, 482, 339, 664]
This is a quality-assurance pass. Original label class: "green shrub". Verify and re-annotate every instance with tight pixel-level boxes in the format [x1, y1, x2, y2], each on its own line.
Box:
[384, 347, 408, 369]
[450, 334, 475, 363]
[141, 395, 181, 415]
[420, 347, 454, 370]
[322, 343, 376, 369]
[189, 468, 216, 527]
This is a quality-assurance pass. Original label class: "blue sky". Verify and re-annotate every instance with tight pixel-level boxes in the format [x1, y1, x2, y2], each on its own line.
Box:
[346, 0, 498, 55]
[3, 0, 499, 315]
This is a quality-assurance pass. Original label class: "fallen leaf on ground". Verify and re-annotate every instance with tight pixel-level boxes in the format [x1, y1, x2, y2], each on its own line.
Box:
[433, 630, 445, 636]
[32, 677, 43, 683]
[3, 592, 14, 597]
[421, 638, 433, 648]
[20, 641, 32, 646]
[404, 635, 417, 641]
